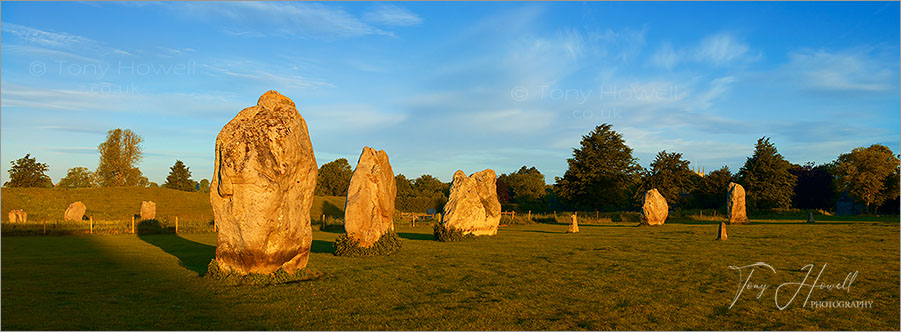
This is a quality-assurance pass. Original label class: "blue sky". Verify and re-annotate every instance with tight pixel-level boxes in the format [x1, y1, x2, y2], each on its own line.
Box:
[2, 1, 899, 185]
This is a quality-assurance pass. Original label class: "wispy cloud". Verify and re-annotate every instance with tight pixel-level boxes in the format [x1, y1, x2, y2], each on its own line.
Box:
[2, 22, 132, 57]
[651, 32, 758, 69]
[786, 48, 897, 94]
[363, 4, 423, 27]
[168, 2, 392, 38]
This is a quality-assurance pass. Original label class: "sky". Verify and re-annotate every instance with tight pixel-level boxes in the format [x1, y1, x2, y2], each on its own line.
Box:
[1, 1, 899, 185]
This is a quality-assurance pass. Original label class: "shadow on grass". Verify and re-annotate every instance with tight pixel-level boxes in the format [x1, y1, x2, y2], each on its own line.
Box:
[321, 201, 344, 218]
[397, 232, 434, 241]
[311, 239, 334, 254]
[138, 233, 215, 276]
[517, 230, 564, 234]
[318, 225, 345, 234]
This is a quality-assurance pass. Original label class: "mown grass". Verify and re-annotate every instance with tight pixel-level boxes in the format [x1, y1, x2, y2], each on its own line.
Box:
[2, 217, 898, 330]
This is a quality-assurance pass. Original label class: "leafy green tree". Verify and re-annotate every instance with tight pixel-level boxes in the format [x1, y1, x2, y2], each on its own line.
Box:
[789, 162, 836, 210]
[637, 151, 695, 208]
[148, 182, 159, 188]
[737, 137, 797, 209]
[164, 160, 195, 192]
[395, 174, 414, 197]
[834, 144, 900, 213]
[394, 174, 449, 212]
[315, 158, 353, 196]
[690, 166, 733, 209]
[96, 128, 145, 187]
[504, 166, 546, 203]
[5, 154, 53, 188]
[555, 124, 642, 211]
[57, 167, 97, 188]
[198, 179, 211, 193]
[496, 176, 513, 205]
[413, 174, 448, 197]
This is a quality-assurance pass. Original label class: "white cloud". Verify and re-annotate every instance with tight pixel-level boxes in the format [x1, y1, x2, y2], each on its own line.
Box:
[786, 48, 897, 93]
[1, 22, 132, 58]
[363, 4, 423, 27]
[303, 103, 407, 131]
[651, 32, 758, 69]
[168, 2, 391, 38]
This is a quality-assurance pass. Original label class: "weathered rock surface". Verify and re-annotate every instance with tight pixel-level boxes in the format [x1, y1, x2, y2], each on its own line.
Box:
[210, 90, 318, 275]
[717, 222, 727, 240]
[640, 189, 668, 226]
[8, 210, 27, 223]
[140, 201, 156, 220]
[65, 202, 86, 221]
[343, 147, 396, 247]
[727, 182, 749, 224]
[441, 169, 501, 236]
[567, 214, 579, 233]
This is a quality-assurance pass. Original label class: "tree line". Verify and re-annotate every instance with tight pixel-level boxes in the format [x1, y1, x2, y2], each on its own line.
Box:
[6, 124, 899, 214]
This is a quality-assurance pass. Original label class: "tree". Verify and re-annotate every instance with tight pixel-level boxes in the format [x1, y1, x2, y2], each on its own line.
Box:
[496, 176, 513, 205]
[96, 128, 145, 187]
[413, 174, 448, 197]
[148, 182, 159, 188]
[789, 162, 836, 210]
[737, 137, 797, 209]
[5, 154, 52, 188]
[197, 179, 211, 193]
[394, 174, 449, 212]
[505, 166, 547, 203]
[690, 166, 733, 209]
[315, 158, 353, 196]
[555, 124, 642, 211]
[57, 167, 97, 188]
[834, 144, 900, 213]
[164, 160, 195, 192]
[637, 151, 695, 208]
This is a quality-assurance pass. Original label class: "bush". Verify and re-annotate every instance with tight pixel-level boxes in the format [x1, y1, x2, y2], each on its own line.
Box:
[612, 211, 641, 223]
[433, 223, 476, 242]
[333, 231, 402, 257]
[206, 259, 321, 285]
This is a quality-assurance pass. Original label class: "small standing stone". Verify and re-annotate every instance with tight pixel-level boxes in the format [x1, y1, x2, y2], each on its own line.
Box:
[567, 214, 579, 233]
[8, 210, 27, 223]
[640, 189, 668, 226]
[64, 202, 86, 221]
[140, 201, 156, 220]
[807, 211, 815, 224]
[716, 222, 727, 240]
[727, 182, 749, 224]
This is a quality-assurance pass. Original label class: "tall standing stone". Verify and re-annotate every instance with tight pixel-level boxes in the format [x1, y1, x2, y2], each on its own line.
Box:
[567, 214, 579, 233]
[727, 182, 749, 224]
[441, 169, 501, 236]
[343, 147, 396, 247]
[140, 201, 156, 220]
[210, 91, 317, 275]
[64, 202, 86, 221]
[8, 210, 27, 223]
[640, 189, 668, 226]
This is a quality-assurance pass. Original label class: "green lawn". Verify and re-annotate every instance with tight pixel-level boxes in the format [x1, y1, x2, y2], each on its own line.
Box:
[2, 218, 898, 330]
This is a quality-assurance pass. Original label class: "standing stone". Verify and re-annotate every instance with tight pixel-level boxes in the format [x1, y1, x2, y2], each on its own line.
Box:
[727, 182, 749, 224]
[640, 189, 668, 226]
[140, 201, 156, 220]
[567, 214, 579, 233]
[64, 202, 86, 221]
[807, 211, 815, 224]
[8, 210, 27, 223]
[716, 222, 727, 240]
[210, 90, 317, 275]
[441, 169, 501, 236]
[343, 147, 396, 247]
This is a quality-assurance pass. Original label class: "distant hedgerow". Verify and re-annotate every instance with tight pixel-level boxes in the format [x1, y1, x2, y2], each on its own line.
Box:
[205, 259, 321, 285]
[333, 231, 402, 257]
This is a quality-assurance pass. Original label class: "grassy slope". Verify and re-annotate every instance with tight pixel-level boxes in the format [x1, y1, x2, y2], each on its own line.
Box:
[0, 187, 346, 222]
[2, 219, 898, 330]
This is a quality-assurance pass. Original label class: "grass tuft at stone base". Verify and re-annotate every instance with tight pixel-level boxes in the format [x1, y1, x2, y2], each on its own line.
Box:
[333, 231, 402, 257]
[206, 259, 322, 285]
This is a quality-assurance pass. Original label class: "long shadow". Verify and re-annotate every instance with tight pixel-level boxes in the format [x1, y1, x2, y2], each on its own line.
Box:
[518, 230, 564, 234]
[321, 201, 344, 218]
[397, 232, 434, 241]
[138, 233, 215, 276]
[311, 239, 334, 254]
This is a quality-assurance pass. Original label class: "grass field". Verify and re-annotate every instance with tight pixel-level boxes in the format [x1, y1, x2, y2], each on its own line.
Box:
[2, 217, 898, 330]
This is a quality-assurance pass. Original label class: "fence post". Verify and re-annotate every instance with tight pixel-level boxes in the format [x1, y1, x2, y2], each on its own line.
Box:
[175, 216, 179, 234]
[554, 211, 557, 219]
[90, 216, 93, 234]
[596, 211, 598, 220]
[131, 215, 135, 234]
[321, 214, 325, 229]
[528, 210, 531, 221]
[412, 214, 416, 227]
[43, 219, 46, 234]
